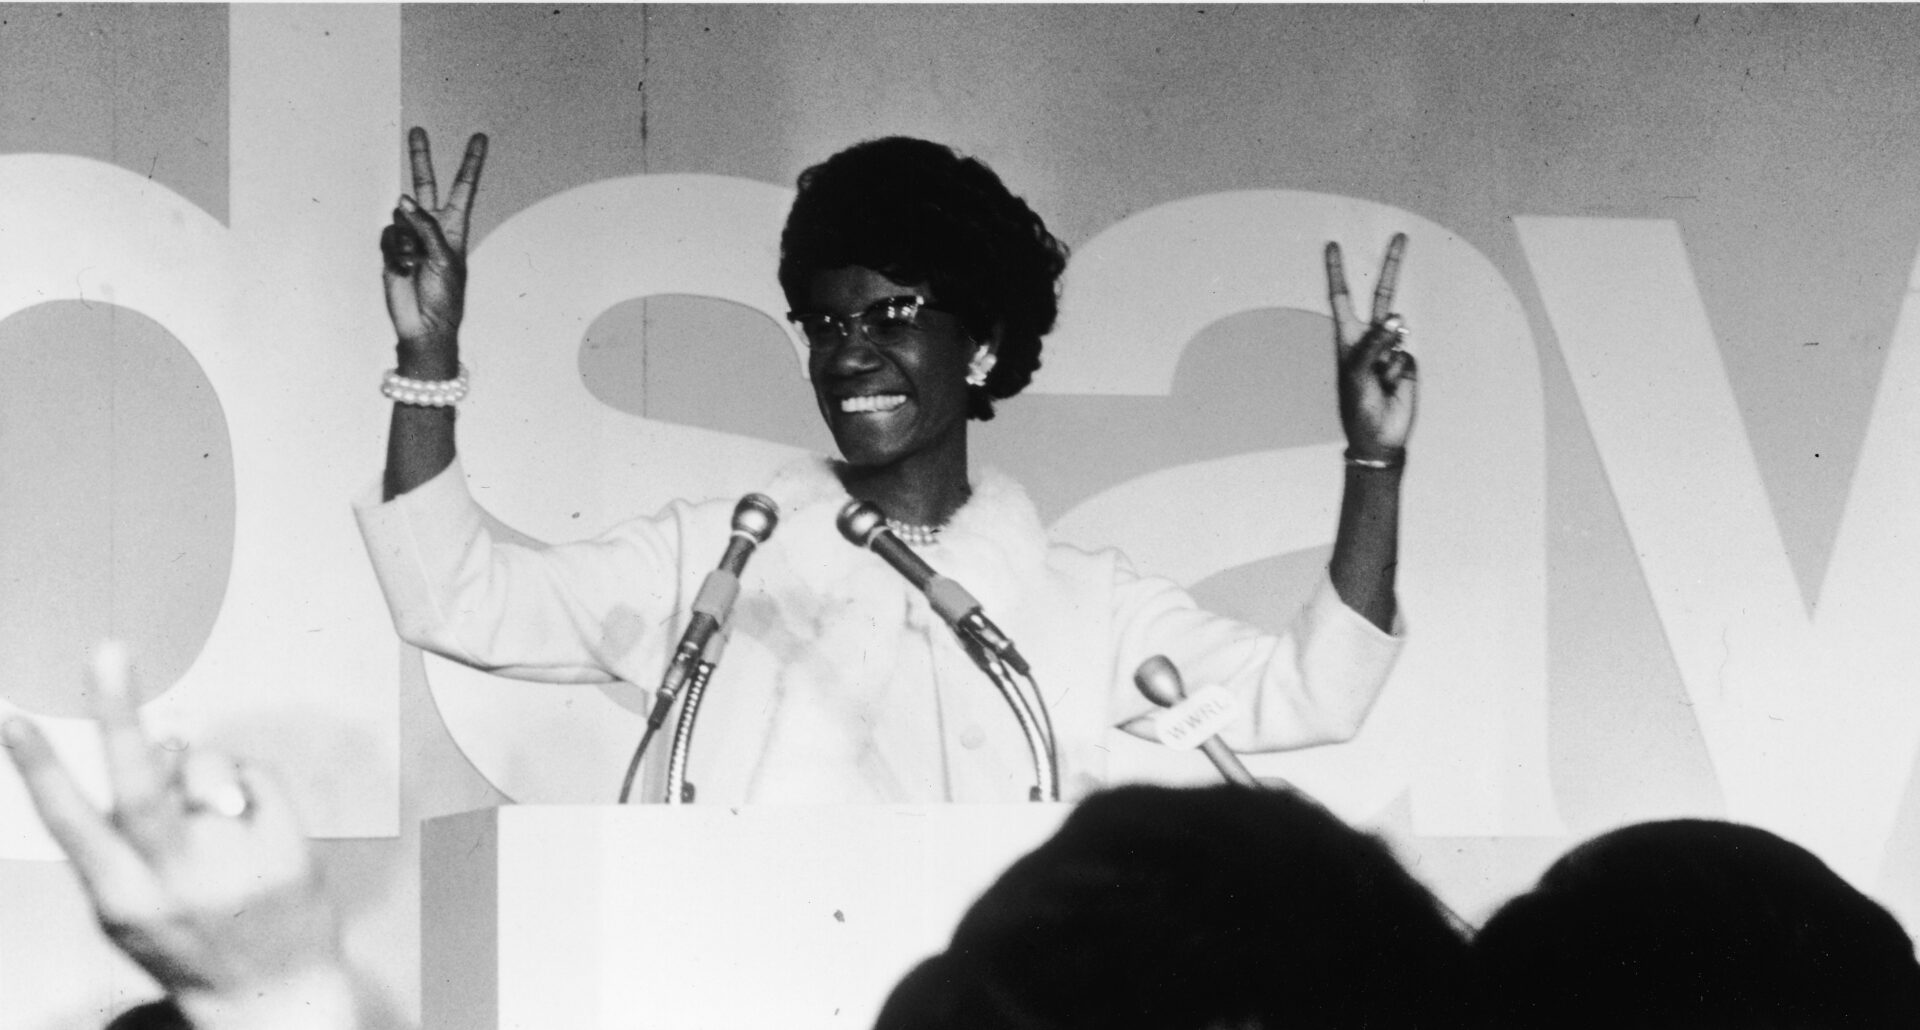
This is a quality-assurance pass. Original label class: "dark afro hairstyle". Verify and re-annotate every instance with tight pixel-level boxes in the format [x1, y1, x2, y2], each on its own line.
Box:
[778, 136, 1069, 422]
[873, 784, 1481, 1030]
[1475, 819, 1920, 1029]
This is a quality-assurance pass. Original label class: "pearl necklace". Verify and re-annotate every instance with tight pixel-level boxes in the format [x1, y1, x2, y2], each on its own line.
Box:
[886, 518, 941, 546]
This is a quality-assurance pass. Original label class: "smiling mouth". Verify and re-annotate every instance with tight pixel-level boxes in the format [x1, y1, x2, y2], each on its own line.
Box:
[840, 394, 907, 414]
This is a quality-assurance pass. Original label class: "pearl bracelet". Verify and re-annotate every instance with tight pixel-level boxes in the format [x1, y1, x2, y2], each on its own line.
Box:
[1344, 447, 1405, 471]
[887, 518, 941, 546]
[382, 365, 470, 407]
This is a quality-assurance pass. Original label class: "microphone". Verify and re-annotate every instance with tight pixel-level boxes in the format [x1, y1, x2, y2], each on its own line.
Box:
[835, 500, 1030, 675]
[618, 493, 779, 802]
[663, 494, 779, 693]
[837, 498, 1057, 801]
[1133, 655, 1259, 789]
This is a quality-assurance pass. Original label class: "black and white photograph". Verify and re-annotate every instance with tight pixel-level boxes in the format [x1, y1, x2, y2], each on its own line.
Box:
[2, 5, 1919, 1027]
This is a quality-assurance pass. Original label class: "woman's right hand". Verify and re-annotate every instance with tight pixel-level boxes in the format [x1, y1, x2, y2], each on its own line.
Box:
[381, 128, 487, 371]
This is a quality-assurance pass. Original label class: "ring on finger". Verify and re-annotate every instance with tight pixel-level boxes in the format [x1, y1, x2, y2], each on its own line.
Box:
[178, 753, 254, 820]
[184, 779, 252, 820]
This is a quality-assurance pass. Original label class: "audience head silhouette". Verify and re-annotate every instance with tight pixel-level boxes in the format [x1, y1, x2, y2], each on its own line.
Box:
[1476, 818, 1920, 1028]
[874, 784, 1476, 1029]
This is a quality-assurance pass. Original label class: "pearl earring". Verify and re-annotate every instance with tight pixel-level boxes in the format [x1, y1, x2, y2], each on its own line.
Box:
[967, 349, 998, 388]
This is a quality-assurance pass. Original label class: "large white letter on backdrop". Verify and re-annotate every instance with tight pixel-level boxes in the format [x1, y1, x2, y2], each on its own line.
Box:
[421, 176, 809, 803]
[1517, 216, 1920, 887]
[1042, 192, 1560, 836]
[0, 7, 401, 857]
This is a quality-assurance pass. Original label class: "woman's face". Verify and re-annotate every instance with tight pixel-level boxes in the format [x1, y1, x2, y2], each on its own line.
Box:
[802, 265, 979, 471]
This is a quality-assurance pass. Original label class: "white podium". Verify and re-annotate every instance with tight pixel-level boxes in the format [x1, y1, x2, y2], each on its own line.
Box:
[422, 804, 1071, 1029]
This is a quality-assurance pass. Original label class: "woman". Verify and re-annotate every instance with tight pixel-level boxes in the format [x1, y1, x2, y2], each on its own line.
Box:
[357, 130, 1414, 804]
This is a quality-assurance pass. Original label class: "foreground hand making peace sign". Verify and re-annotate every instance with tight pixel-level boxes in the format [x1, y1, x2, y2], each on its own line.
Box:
[3, 646, 367, 1030]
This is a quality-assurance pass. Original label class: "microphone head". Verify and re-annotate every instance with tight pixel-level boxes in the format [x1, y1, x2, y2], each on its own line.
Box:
[732, 493, 780, 543]
[1133, 655, 1188, 709]
[836, 500, 887, 549]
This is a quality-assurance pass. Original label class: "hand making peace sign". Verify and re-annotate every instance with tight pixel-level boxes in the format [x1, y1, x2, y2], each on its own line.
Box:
[381, 128, 489, 359]
[1325, 233, 1417, 465]
[3, 646, 355, 1028]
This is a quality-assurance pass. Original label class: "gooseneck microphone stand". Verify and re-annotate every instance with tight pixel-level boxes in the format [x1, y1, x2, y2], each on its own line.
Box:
[837, 500, 1059, 802]
[969, 638, 1059, 802]
[664, 630, 728, 804]
[616, 494, 779, 804]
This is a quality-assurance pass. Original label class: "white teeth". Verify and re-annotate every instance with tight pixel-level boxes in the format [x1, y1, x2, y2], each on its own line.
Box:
[840, 394, 906, 413]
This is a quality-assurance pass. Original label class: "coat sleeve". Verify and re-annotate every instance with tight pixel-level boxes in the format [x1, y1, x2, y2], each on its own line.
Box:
[351, 459, 691, 684]
[1105, 555, 1404, 751]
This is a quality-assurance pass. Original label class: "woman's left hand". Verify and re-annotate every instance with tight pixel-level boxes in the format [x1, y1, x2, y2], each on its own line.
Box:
[1325, 233, 1417, 462]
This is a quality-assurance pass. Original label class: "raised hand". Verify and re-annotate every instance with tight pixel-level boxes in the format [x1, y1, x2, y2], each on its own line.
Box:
[1325, 233, 1417, 463]
[381, 128, 488, 366]
[2, 645, 357, 1029]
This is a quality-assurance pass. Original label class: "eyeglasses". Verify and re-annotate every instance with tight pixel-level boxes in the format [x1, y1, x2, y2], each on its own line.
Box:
[786, 295, 958, 350]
